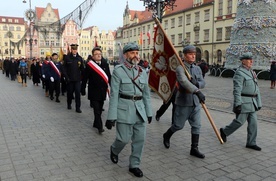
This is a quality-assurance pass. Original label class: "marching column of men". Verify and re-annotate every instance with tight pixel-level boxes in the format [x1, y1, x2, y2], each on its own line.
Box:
[1, 43, 263, 178]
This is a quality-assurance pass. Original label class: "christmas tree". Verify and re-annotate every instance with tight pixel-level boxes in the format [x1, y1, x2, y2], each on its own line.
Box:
[225, 0, 276, 70]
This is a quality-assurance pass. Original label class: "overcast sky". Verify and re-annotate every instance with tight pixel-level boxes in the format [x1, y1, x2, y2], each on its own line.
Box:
[1, 0, 146, 31]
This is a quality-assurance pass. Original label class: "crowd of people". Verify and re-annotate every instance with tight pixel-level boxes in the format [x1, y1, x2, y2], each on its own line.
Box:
[0, 43, 264, 178]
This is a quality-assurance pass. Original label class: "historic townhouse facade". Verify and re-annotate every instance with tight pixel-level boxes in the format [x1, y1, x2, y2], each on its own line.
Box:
[121, 0, 237, 66]
[0, 16, 26, 59]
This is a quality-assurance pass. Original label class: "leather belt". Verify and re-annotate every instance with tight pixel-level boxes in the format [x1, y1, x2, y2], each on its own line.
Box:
[119, 94, 142, 101]
[241, 93, 257, 97]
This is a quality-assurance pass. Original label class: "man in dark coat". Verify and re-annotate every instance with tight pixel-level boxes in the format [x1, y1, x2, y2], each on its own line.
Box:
[30, 58, 41, 86]
[81, 47, 111, 133]
[63, 44, 84, 113]
[3, 58, 10, 77]
[9, 58, 18, 81]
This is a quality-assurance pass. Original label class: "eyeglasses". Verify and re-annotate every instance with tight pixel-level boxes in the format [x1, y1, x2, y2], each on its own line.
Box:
[93, 54, 102, 56]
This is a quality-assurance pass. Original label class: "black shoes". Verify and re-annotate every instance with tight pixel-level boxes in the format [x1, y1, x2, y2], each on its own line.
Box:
[110, 146, 118, 164]
[190, 147, 205, 159]
[129, 168, 143, 177]
[155, 114, 160, 121]
[76, 109, 82, 113]
[56, 98, 60, 103]
[50, 96, 54, 100]
[246, 145, 262, 151]
[98, 129, 105, 134]
[220, 128, 227, 142]
[67, 105, 72, 110]
[163, 133, 170, 148]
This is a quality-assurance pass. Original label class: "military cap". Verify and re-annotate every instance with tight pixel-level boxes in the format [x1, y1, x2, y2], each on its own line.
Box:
[123, 42, 139, 54]
[239, 52, 253, 60]
[52, 53, 58, 56]
[46, 52, 51, 57]
[183, 45, 196, 54]
[70, 44, 79, 50]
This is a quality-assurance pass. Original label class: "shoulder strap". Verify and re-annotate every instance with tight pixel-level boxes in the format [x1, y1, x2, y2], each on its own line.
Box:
[121, 66, 143, 93]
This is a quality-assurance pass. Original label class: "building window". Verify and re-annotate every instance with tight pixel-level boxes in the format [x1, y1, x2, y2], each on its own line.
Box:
[17, 34, 20, 39]
[9, 26, 14, 31]
[225, 26, 231, 40]
[3, 25, 8, 31]
[8, 19, 12, 23]
[195, 12, 200, 23]
[227, 0, 232, 14]
[216, 28, 222, 41]
[164, 20, 168, 29]
[130, 30, 132, 37]
[171, 18, 175, 28]
[16, 26, 21, 31]
[178, 16, 183, 27]
[142, 26, 145, 34]
[218, 0, 223, 16]
[204, 10, 210, 21]
[204, 29, 209, 42]
[147, 25, 150, 32]
[138, 28, 140, 35]
[171, 35, 175, 45]
[2, 18, 6, 22]
[178, 34, 183, 45]
[186, 14, 191, 25]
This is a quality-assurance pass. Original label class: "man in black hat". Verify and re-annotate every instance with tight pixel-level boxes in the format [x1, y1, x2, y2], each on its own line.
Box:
[162, 45, 206, 158]
[220, 52, 262, 151]
[63, 44, 84, 113]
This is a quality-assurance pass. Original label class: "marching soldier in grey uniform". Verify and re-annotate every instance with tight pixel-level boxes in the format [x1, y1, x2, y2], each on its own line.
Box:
[220, 52, 262, 151]
[105, 42, 152, 177]
[162, 45, 206, 158]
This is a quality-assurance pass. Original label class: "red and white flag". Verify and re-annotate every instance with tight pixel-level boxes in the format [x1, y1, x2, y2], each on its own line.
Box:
[148, 18, 182, 103]
[147, 30, 151, 45]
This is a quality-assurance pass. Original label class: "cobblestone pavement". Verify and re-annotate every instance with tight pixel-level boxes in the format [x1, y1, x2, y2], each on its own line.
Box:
[0, 72, 275, 181]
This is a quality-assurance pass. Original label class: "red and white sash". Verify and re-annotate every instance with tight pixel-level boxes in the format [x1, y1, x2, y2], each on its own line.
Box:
[87, 60, 110, 99]
[49, 61, 61, 77]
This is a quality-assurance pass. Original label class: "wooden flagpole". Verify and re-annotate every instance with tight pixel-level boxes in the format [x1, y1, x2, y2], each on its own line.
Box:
[153, 17, 224, 144]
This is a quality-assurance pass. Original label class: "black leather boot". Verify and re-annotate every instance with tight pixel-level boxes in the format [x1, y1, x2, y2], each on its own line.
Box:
[163, 128, 174, 148]
[190, 134, 205, 159]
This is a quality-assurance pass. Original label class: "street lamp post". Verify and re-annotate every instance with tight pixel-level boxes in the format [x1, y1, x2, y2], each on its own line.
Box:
[23, 0, 35, 59]
[140, 0, 176, 23]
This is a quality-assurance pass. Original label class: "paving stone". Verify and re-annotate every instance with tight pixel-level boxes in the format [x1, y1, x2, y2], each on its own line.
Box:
[0, 72, 275, 180]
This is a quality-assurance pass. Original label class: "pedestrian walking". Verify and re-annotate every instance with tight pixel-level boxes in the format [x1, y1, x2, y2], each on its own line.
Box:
[41, 52, 51, 97]
[155, 88, 177, 124]
[162, 45, 206, 158]
[9, 58, 18, 81]
[81, 47, 111, 134]
[30, 58, 41, 86]
[220, 52, 262, 151]
[105, 42, 152, 178]
[18, 58, 28, 87]
[63, 44, 84, 113]
[269, 61, 276, 89]
[48, 53, 62, 103]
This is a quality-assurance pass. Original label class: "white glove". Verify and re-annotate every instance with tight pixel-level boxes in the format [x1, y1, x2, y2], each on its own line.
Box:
[50, 77, 54, 82]
[42, 75, 45, 78]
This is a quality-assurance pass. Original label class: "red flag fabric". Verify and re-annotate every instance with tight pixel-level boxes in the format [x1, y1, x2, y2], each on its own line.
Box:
[148, 18, 181, 103]
[147, 30, 151, 45]
[95, 40, 98, 48]
[139, 32, 143, 45]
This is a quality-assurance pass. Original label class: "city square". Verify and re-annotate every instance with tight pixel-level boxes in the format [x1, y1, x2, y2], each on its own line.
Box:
[0, 72, 275, 181]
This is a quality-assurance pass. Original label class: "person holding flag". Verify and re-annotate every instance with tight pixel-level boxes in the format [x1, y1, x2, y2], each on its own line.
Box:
[105, 42, 152, 177]
[81, 47, 111, 134]
[48, 53, 62, 103]
[162, 45, 206, 159]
